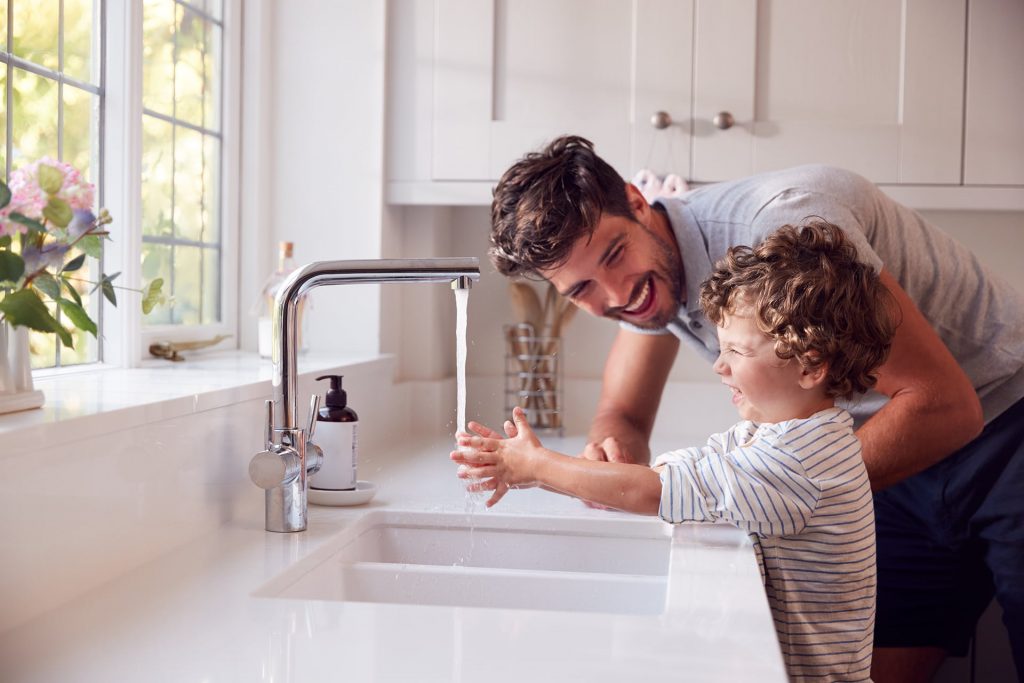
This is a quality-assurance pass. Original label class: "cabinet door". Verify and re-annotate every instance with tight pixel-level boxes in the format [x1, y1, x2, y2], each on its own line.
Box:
[692, 0, 966, 184]
[964, 0, 1024, 185]
[432, 0, 693, 182]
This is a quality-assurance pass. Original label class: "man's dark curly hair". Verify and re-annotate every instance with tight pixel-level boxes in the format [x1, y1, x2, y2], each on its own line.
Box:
[489, 135, 634, 278]
[700, 221, 900, 399]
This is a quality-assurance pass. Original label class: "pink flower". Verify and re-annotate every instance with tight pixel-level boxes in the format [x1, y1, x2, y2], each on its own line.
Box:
[1, 158, 98, 235]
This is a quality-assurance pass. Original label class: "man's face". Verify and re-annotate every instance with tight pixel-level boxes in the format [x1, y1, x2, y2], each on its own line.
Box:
[540, 186, 684, 330]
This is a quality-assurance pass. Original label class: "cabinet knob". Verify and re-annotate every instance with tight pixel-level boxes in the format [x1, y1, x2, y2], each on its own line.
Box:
[650, 111, 673, 130]
[713, 111, 735, 130]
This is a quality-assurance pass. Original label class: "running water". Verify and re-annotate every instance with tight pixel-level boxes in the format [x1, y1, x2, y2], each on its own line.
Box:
[454, 287, 469, 436]
[454, 286, 485, 551]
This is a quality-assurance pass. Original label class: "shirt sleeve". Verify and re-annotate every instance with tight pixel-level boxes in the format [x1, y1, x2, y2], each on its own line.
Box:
[654, 426, 822, 536]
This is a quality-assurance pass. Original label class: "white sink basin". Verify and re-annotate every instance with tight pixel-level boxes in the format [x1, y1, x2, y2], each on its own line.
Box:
[256, 510, 672, 615]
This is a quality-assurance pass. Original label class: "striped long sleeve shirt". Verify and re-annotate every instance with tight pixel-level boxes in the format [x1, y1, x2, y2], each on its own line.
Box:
[654, 407, 875, 682]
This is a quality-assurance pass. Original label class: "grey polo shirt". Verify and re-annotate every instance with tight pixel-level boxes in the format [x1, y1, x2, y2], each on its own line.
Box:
[622, 164, 1024, 425]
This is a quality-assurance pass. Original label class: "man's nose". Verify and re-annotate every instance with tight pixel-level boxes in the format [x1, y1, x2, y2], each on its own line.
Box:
[603, 278, 633, 310]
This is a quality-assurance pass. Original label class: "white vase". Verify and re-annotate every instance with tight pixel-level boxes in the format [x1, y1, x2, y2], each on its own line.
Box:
[0, 323, 45, 415]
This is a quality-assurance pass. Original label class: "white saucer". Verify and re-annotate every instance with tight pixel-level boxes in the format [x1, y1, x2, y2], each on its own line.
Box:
[308, 481, 378, 507]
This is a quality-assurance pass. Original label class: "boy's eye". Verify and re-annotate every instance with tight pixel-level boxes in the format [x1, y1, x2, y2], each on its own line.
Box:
[607, 246, 624, 265]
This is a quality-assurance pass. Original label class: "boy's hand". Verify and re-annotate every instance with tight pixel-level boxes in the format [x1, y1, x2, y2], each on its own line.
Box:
[451, 407, 541, 507]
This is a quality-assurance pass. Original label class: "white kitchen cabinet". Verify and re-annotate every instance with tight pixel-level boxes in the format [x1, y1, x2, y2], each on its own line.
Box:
[693, 0, 965, 184]
[386, 0, 1023, 206]
[964, 0, 1024, 185]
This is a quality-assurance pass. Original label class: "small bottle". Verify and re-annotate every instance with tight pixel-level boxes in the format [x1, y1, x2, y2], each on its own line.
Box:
[254, 241, 308, 358]
[309, 375, 359, 491]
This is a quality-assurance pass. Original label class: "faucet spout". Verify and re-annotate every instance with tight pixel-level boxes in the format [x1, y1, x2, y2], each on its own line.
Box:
[254, 257, 480, 532]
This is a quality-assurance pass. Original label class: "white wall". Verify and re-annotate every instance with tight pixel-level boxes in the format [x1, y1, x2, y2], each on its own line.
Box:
[245, 0, 388, 357]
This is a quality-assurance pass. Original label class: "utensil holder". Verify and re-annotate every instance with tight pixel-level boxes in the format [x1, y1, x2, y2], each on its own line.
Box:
[504, 323, 563, 436]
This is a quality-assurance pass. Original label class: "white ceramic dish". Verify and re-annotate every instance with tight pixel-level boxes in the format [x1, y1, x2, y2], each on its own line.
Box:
[308, 480, 377, 507]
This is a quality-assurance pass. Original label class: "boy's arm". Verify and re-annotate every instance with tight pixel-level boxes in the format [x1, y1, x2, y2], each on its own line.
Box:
[658, 436, 822, 536]
[585, 330, 680, 465]
[455, 408, 662, 513]
[532, 451, 662, 514]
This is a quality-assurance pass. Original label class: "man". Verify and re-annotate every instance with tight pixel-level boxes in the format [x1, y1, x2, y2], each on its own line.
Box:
[489, 135, 1024, 683]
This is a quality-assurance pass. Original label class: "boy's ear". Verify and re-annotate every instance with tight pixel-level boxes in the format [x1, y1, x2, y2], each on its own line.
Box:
[799, 362, 829, 390]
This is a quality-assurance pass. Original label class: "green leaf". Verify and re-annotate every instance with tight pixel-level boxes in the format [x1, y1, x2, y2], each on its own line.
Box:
[0, 235, 11, 248]
[38, 164, 65, 195]
[62, 277, 83, 307]
[61, 253, 87, 272]
[0, 289, 73, 347]
[142, 278, 164, 314]
[33, 272, 62, 301]
[43, 197, 73, 228]
[101, 278, 117, 306]
[8, 212, 46, 233]
[0, 250, 25, 282]
[59, 298, 98, 337]
[78, 235, 102, 259]
[0, 180, 11, 209]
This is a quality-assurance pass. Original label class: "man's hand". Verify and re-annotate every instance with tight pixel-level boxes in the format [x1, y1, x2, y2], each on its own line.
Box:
[581, 436, 636, 463]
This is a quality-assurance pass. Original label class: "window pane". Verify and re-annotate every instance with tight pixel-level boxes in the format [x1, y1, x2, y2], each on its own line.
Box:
[0, 0, 7, 51]
[204, 134, 220, 242]
[201, 246, 219, 324]
[29, 321, 58, 369]
[59, 249, 100, 366]
[141, 115, 173, 237]
[142, 0, 175, 117]
[142, 242, 173, 325]
[12, 0, 59, 71]
[12, 68, 59, 165]
[175, 4, 207, 128]
[186, 0, 222, 21]
[172, 244, 201, 325]
[174, 125, 204, 241]
[64, 0, 98, 84]
[204, 14, 221, 131]
[0, 70, 6, 173]
[62, 85, 98, 181]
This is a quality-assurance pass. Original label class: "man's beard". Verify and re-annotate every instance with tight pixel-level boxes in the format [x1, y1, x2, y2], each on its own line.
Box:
[608, 224, 684, 330]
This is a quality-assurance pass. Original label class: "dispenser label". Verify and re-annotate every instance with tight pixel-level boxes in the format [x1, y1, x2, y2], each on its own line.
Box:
[309, 421, 358, 490]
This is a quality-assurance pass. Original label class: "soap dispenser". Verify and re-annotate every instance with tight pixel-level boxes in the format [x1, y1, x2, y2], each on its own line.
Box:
[309, 375, 359, 491]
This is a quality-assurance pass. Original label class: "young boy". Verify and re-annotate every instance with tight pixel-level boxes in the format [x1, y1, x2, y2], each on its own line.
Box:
[452, 221, 897, 682]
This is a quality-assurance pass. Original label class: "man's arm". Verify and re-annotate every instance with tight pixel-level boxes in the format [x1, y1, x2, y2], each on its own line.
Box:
[859, 270, 984, 490]
[586, 329, 680, 465]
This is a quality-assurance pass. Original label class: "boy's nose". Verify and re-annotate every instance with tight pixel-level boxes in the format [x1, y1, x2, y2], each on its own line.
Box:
[713, 355, 728, 375]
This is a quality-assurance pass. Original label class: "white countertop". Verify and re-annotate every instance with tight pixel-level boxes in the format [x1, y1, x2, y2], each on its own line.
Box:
[0, 435, 787, 683]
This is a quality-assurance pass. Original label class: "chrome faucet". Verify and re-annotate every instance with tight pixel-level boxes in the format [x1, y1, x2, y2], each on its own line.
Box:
[249, 258, 480, 532]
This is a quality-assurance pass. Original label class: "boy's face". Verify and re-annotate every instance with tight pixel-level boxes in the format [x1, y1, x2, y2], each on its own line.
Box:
[713, 311, 829, 424]
[540, 184, 683, 330]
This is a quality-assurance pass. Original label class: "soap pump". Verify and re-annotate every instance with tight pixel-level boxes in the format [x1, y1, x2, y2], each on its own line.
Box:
[309, 375, 359, 491]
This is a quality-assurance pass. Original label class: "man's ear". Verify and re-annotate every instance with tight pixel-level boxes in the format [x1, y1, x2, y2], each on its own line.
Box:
[624, 182, 650, 218]
[799, 363, 829, 390]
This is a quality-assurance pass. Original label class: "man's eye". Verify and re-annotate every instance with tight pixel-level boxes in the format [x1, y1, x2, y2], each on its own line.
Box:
[607, 247, 624, 264]
[569, 283, 590, 300]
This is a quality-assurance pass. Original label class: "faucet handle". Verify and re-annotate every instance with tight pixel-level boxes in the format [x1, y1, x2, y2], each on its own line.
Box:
[263, 400, 275, 449]
[307, 394, 320, 439]
[249, 446, 300, 490]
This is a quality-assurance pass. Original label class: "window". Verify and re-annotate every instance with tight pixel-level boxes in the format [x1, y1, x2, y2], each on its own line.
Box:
[2, 0, 104, 368]
[1, 0, 238, 370]
[140, 0, 223, 328]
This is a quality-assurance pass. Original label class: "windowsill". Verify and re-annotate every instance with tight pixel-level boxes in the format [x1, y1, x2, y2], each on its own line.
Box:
[0, 350, 391, 453]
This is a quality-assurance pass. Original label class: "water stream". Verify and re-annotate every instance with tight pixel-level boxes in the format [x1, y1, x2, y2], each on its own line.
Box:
[454, 286, 483, 564]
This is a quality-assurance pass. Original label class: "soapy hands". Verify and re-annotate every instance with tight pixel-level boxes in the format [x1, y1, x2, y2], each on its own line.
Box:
[451, 407, 544, 507]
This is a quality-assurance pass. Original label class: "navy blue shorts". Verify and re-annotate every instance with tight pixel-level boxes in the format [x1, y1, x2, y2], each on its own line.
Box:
[874, 394, 1024, 669]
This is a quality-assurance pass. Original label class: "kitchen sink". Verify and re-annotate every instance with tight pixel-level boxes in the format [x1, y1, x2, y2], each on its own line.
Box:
[255, 510, 672, 615]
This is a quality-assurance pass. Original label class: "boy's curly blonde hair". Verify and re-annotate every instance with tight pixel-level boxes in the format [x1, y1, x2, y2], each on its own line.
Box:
[699, 220, 899, 399]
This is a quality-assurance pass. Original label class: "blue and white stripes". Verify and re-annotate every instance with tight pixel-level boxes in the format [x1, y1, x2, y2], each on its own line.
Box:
[654, 407, 875, 682]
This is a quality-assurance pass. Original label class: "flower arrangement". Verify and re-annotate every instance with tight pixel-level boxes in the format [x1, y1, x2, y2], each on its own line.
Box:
[0, 158, 164, 348]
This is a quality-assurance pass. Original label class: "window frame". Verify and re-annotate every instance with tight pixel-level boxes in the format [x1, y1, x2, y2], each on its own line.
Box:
[103, 0, 241, 368]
